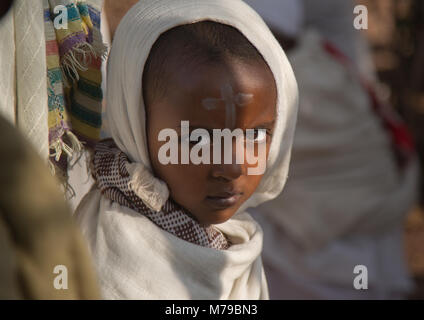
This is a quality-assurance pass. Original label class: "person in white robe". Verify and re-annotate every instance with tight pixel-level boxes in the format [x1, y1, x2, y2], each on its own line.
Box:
[244, 0, 419, 299]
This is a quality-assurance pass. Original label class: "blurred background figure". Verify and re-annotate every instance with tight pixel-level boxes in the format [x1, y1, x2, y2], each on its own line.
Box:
[302, 0, 376, 80]
[245, 0, 419, 299]
[0, 0, 100, 299]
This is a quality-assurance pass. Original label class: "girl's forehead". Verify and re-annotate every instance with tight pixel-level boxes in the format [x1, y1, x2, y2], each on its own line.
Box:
[147, 57, 277, 129]
[165, 58, 276, 104]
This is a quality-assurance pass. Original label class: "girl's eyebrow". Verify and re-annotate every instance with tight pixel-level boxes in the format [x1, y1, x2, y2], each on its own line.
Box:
[252, 120, 276, 129]
[176, 121, 276, 131]
[176, 124, 215, 131]
[176, 125, 215, 136]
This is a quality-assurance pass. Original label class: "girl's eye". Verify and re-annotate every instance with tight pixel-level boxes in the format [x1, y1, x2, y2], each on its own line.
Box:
[246, 129, 267, 143]
[190, 132, 211, 146]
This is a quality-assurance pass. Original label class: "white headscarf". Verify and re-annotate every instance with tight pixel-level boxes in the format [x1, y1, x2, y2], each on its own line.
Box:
[77, 0, 298, 299]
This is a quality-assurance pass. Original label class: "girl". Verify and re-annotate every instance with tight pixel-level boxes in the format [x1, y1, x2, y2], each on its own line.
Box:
[76, 0, 298, 299]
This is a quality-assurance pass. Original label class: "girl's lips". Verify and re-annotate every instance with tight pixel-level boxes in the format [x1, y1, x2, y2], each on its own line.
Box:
[205, 193, 242, 209]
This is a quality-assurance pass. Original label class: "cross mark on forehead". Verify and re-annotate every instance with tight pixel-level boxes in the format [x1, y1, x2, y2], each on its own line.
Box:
[202, 84, 254, 128]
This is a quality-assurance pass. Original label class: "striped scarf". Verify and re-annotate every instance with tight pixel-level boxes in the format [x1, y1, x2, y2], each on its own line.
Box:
[93, 139, 230, 250]
[44, 0, 105, 179]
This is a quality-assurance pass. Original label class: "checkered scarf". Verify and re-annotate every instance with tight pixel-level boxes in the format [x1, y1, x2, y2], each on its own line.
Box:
[93, 139, 230, 250]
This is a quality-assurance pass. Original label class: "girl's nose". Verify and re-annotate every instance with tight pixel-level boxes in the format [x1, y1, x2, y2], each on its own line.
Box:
[210, 140, 245, 181]
[211, 161, 243, 181]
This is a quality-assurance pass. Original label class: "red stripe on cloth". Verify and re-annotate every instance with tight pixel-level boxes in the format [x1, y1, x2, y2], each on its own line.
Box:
[89, 56, 102, 69]
[322, 40, 415, 168]
[46, 40, 59, 56]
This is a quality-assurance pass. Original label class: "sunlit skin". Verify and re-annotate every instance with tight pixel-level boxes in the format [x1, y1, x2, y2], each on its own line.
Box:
[146, 56, 277, 226]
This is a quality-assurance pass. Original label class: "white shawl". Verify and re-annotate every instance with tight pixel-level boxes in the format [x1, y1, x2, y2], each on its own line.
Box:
[76, 0, 298, 299]
[0, 0, 49, 159]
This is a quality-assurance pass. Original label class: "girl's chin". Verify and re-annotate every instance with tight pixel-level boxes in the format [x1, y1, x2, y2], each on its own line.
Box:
[196, 207, 238, 227]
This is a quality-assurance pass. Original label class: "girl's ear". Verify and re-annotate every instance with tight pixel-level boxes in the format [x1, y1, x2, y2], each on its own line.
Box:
[0, 0, 13, 19]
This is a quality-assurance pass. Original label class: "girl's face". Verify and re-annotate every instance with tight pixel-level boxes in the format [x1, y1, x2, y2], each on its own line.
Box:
[146, 57, 277, 226]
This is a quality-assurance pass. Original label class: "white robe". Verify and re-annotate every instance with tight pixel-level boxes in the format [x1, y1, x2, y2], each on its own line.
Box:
[249, 31, 418, 299]
[76, 188, 268, 299]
